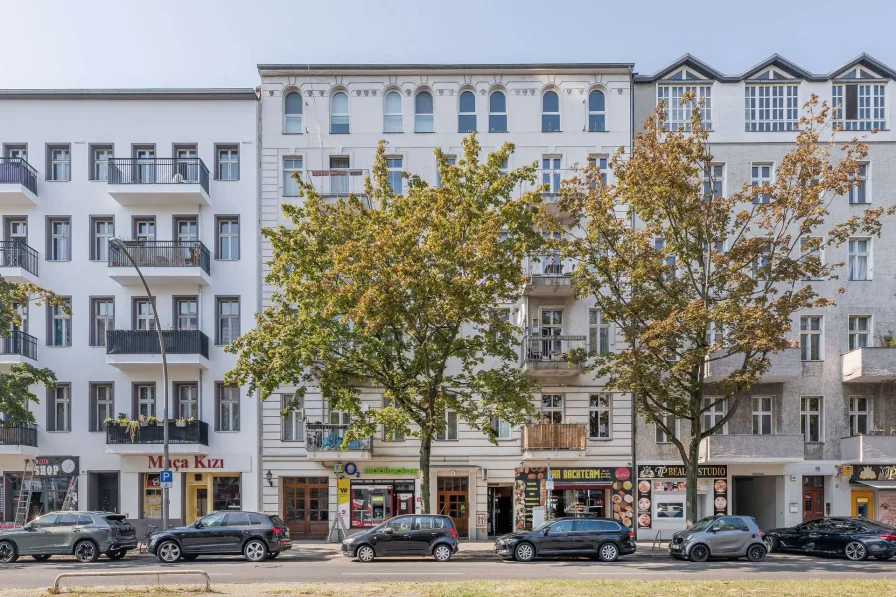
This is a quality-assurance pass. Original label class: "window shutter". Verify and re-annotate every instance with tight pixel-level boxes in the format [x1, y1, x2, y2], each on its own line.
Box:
[214, 384, 221, 431]
[88, 386, 98, 432]
[46, 387, 56, 432]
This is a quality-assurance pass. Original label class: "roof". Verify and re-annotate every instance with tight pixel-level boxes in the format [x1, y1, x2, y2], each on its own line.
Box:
[258, 63, 634, 75]
[0, 89, 258, 100]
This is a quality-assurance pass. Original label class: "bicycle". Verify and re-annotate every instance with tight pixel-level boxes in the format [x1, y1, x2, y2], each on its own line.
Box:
[138, 525, 159, 554]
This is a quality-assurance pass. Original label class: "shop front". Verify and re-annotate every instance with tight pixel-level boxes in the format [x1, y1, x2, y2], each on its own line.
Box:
[636, 464, 729, 540]
[1, 456, 80, 524]
[847, 465, 896, 525]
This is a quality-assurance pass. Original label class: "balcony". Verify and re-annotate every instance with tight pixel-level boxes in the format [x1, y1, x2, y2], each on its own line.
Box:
[0, 424, 38, 456]
[306, 169, 369, 200]
[524, 254, 576, 297]
[698, 434, 804, 463]
[521, 334, 586, 380]
[842, 348, 896, 383]
[0, 158, 39, 205]
[840, 435, 896, 463]
[107, 241, 211, 286]
[105, 420, 209, 455]
[0, 332, 38, 368]
[105, 330, 209, 369]
[304, 423, 372, 461]
[703, 349, 801, 384]
[521, 423, 587, 460]
[107, 158, 210, 206]
[0, 241, 39, 283]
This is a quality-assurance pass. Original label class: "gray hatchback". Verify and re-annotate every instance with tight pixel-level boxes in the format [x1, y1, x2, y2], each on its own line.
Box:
[669, 515, 767, 562]
[0, 512, 137, 563]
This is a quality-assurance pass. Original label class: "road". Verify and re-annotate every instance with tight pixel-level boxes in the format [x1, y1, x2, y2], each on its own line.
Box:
[3, 548, 896, 589]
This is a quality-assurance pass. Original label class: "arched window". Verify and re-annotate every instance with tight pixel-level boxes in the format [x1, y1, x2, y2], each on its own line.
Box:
[330, 91, 349, 134]
[415, 91, 434, 133]
[284, 91, 303, 134]
[542, 90, 560, 132]
[384, 91, 403, 133]
[458, 90, 476, 133]
[489, 91, 507, 133]
[588, 90, 606, 132]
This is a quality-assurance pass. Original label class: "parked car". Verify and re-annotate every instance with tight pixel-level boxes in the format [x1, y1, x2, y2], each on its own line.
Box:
[0, 511, 137, 564]
[764, 517, 895, 561]
[494, 517, 636, 562]
[341, 515, 458, 562]
[148, 511, 292, 563]
[669, 515, 767, 562]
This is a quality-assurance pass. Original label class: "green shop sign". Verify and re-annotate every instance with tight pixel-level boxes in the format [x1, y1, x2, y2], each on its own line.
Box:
[364, 467, 418, 476]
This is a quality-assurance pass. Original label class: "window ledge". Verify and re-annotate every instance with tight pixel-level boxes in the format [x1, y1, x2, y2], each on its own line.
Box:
[588, 437, 613, 442]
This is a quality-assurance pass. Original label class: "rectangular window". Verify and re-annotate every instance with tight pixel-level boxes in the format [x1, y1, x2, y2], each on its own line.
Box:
[435, 410, 458, 441]
[752, 396, 774, 435]
[175, 297, 198, 331]
[386, 157, 403, 194]
[175, 217, 198, 243]
[435, 156, 456, 188]
[849, 238, 871, 280]
[329, 409, 350, 426]
[849, 396, 870, 436]
[90, 145, 113, 181]
[703, 163, 724, 199]
[655, 414, 677, 443]
[657, 85, 712, 130]
[133, 145, 155, 183]
[800, 236, 824, 276]
[540, 394, 563, 424]
[745, 84, 799, 131]
[848, 164, 868, 204]
[135, 384, 156, 418]
[542, 157, 561, 194]
[51, 384, 71, 431]
[800, 396, 822, 442]
[489, 307, 512, 345]
[90, 298, 113, 347]
[47, 217, 71, 261]
[48, 297, 72, 347]
[216, 146, 239, 181]
[702, 398, 727, 434]
[751, 163, 773, 204]
[589, 394, 611, 439]
[217, 385, 240, 431]
[134, 218, 155, 242]
[47, 145, 71, 181]
[134, 299, 156, 331]
[216, 217, 239, 261]
[849, 316, 871, 351]
[588, 309, 611, 355]
[283, 157, 302, 197]
[833, 83, 886, 131]
[491, 417, 511, 440]
[800, 315, 823, 361]
[91, 217, 114, 261]
[216, 297, 240, 345]
[91, 383, 114, 432]
[176, 382, 199, 421]
[281, 395, 304, 441]
[383, 397, 405, 441]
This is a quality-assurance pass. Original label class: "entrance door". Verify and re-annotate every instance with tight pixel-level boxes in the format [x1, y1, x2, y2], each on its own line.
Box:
[88, 472, 119, 513]
[437, 476, 468, 537]
[283, 477, 329, 538]
[802, 476, 825, 521]
[852, 489, 874, 519]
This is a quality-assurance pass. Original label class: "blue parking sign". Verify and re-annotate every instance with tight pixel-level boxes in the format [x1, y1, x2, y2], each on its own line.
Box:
[160, 470, 173, 484]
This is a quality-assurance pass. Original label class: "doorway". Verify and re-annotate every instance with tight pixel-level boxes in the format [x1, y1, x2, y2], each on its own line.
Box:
[437, 476, 468, 537]
[87, 472, 119, 513]
[852, 489, 874, 518]
[802, 476, 825, 521]
[488, 486, 513, 536]
[283, 477, 329, 538]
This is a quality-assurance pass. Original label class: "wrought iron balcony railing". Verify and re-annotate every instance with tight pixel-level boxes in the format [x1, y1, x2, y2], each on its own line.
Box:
[108, 240, 210, 275]
[0, 157, 38, 195]
[0, 331, 37, 360]
[0, 241, 39, 276]
[108, 158, 210, 195]
[105, 330, 209, 358]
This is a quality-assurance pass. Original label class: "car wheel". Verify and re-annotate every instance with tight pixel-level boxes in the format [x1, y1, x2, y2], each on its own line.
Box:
[0, 541, 18, 564]
[764, 537, 777, 553]
[74, 540, 99, 563]
[106, 550, 126, 561]
[689, 544, 710, 562]
[243, 539, 268, 562]
[598, 542, 619, 562]
[157, 540, 182, 563]
[32, 555, 51, 562]
[514, 542, 535, 562]
[356, 545, 375, 563]
[746, 544, 767, 562]
[267, 552, 280, 559]
[845, 541, 868, 561]
[433, 544, 452, 562]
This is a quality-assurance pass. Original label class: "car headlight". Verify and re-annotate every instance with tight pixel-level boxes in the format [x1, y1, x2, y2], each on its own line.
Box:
[343, 537, 356, 544]
[685, 534, 694, 542]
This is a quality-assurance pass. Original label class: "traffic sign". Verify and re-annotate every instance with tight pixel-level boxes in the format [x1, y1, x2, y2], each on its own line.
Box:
[160, 470, 173, 489]
[545, 480, 554, 492]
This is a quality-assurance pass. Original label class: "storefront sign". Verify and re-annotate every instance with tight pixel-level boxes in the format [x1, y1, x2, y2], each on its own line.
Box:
[364, 467, 418, 476]
[120, 454, 252, 473]
[853, 465, 896, 481]
[33, 456, 79, 477]
[636, 467, 728, 529]
[637, 465, 728, 479]
[337, 477, 351, 529]
[837, 465, 854, 477]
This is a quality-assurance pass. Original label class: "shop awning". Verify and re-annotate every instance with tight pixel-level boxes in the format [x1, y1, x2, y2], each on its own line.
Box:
[855, 480, 896, 489]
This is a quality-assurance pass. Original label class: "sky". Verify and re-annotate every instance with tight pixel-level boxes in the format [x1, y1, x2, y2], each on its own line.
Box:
[3, 0, 896, 89]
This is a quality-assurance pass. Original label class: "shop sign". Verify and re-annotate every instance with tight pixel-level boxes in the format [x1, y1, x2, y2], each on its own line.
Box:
[636, 471, 728, 530]
[637, 465, 728, 479]
[120, 454, 252, 473]
[837, 465, 854, 477]
[33, 456, 79, 477]
[853, 465, 896, 482]
[337, 477, 351, 529]
[365, 467, 418, 476]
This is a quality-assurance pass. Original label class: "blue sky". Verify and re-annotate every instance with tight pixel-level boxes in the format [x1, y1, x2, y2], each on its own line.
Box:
[3, 0, 896, 88]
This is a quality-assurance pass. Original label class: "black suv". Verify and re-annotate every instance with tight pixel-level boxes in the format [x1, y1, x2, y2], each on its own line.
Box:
[149, 511, 292, 563]
[495, 517, 636, 562]
[342, 515, 458, 562]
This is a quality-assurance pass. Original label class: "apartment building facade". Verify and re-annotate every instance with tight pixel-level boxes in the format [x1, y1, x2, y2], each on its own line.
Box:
[632, 54, 896, 539]
[257, 63, 635, 540]
[0, 89, 261, 534]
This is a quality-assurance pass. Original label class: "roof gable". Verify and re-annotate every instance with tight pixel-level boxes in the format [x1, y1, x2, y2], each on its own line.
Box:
[635, 54, 728, 82]
[829, 54, 896, 80]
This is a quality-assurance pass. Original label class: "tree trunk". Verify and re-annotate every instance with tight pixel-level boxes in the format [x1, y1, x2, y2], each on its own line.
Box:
[685, 438, 700, 527]
[419, 431, 433, 513]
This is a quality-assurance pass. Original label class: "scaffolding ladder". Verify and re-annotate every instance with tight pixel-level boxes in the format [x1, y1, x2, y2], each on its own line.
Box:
[61, 476, 78, 511]
[13, 458, 36, 527]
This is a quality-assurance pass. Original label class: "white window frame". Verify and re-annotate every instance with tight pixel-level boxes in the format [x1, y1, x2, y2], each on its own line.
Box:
[491, 417, 512, 440]
[704, 162, 725, 200]
[284, 91, 303, 134]
[218, 385, 240, 432]
[217, 147, 239, 181]
[92, 298, 113, 347]
[849, 396, 871, 436]
[282, 395, 304, 442]
[435, 410, 458, 441]
[588, 394, 612, 439]
[800, 315, 823, 361]
[49, 218, 71, 261]
[745, 83, 799, 131]
[175, 298, 198, 331]
[848, 237, 871, 281]
[751, 396, 774, 435]
[92, 147, 113, 182]
[134, 299, 155, 331]
[383, 90, 403, 133]
[92, 218, 114, 262]
[414, 91, 434, 133]
[655, 414, 678, 444]
[217, 297, 240, 346]
[330, 91, 350, 134]
[588, 308, 611, 355]
[94, 384, 113, 430]
[541, 90, 560, 132]
[587, 155, 609, 186]
[657, 83, 712, 130]
[50, 299, 71, 347]
[800, 396, 823, 443]
[587, 88, 606, 132]
[848, 163, 869, 204]
[177, 383, 199, 421]
[458, 90, 476, 133]
[49, 146, 71, 181]
[833, 81, 886, 131]
[488, 90, 507, 133]
[540, 394, 564, 424]
[800, 236, 824, 279]
[849, 315, 872, 352]
[751, 162, 774, 204]
[217, 217, 239, 261]
[54, 385, 71, 432]
[283, 156, 302, 197]
[701, 397, 727, 434]
[386, 156, 403, 194]
[137, 384, 155, 419]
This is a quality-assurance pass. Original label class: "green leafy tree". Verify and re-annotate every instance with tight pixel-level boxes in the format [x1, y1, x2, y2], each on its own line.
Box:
[558, 96, 893, 524]
[228, 133, 543, 511]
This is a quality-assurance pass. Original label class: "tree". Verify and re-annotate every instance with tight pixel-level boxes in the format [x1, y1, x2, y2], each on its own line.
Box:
[228, 133, 543, 511]
[557, 96, 893, 525]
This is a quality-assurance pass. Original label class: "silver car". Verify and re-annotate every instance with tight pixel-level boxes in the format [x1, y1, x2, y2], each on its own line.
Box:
[669, 515, 767, 562]
[0, 512, 137, 564]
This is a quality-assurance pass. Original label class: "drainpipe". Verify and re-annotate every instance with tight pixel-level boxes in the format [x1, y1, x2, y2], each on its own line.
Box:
[627, 65, 639, 539]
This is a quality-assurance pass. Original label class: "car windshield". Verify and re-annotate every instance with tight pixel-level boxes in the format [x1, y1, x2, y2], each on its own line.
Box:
[687, 517, 717, 532]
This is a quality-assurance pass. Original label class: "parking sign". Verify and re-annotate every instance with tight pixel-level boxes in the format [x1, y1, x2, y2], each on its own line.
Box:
[160, 470, 173, 488]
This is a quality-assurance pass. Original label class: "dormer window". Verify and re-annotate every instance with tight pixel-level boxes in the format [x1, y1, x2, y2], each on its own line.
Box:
[832, 68, 886, 131]
[745, 69, 799, 132]
[656, 68, 712, 130]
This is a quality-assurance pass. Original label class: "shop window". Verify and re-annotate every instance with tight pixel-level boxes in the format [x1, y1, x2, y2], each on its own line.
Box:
[655, 499, 685, 519]
[212, 475, 241, 511]
[143, 473, 162, 519]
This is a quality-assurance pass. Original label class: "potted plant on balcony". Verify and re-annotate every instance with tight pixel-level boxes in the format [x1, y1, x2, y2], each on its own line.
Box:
[126, 419, 140, 443]
[138, 415, 148, 427]
[175, 418, 187, 428]
[103, 417, 115, 427]
[116, 413, 128, 426]
[187, 416, 197, 425]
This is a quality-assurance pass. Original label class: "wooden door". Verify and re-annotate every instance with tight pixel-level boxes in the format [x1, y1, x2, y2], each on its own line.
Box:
[437, 477, 468, 537]
[283, 477, 330, 538]
[802, 476, 825, 521]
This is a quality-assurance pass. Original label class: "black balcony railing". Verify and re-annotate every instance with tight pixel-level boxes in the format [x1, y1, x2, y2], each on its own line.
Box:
[0, 423, 37, 447]
[0, 241, 38, 276]
[108, 158, 210, 195]
[0, 331, 38, 360]
[0, 157, 38, 195]
[108, 240, 210, 275]
[106, 420, 209, 445]
[106, 330, 209, 359]
[305, 423, 372, 452]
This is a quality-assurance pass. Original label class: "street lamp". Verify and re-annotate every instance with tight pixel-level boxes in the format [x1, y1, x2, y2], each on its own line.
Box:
[110, 238, 170, 530]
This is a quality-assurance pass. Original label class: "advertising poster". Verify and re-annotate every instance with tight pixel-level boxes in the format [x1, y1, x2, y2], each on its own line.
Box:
[713, 478, 728, 515]
[637, 478, 652, 529]
[337, 477, 351, 529]
[878, 492, 896, 526]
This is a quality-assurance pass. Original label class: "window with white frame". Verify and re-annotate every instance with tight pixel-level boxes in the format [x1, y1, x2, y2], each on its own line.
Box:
[383, 397, 405, 441]
[588, 309, 610, 355]
[751, 163, 773, 204]
[218, 385, 240, 431]
[216, 146, 239, 181]
[415, 92, 434, 133]
[217, 217, 239, 261]
[177, 383, 199, 421]
[489, 91, 507, 132]
[655, 414, 677, 443]
[91, 217, 113, 261]
[848, 238, 871, 281]
[458, 90, 476, 133]
[49, 298, 71, 347]
[282, 395, 304, 441]
[491, 417, 511, 440]
[330, 91, 349, 134]
[48, 146, 71, 181]
[800, 396, 822, 442]
[745, 84, 799, 131]
[800, 315, 823, 361]
[383, 91, 403, 133]
[849, 396, 870, 436]
[587, 156, 609, 186]
[136, 384, 155, 418]
[134, 299, 155, 331]
[435, 155, 456, 188]
[176, 298, 198, 331]
[48, 217, 71, 261]
[703, 163, 724, 200]
[542, 90, 560, 132]
[91, 146, 113, 181]
[849, 315, 871, 351]
[284, 91, 303, 134]
[328, 409, 350, 426]
[283, 157, 302, 197]
[833, 79, 886, 131]
[216, 297, 240, 345]
[657, 83, 712, 130]
[701, 398, 727, 434]
[52, 384, 71, 431]
[91, 298, 113, 347]
[541, 156, 561, 194]
[800, 236, 824, 275]
[92, 383, 113, 432]
[540, 394, 563, 424]
[589, 394, 611, 439]
[848, 164, 868, 204]
[436, 410, 458, 440]
[386, 157, 403, 194]
[588, 89, 606, 132]
[752, 396, 774, 435]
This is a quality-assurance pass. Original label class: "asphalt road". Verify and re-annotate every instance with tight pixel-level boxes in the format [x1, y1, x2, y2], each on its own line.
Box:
[3, 549, 896, 590]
